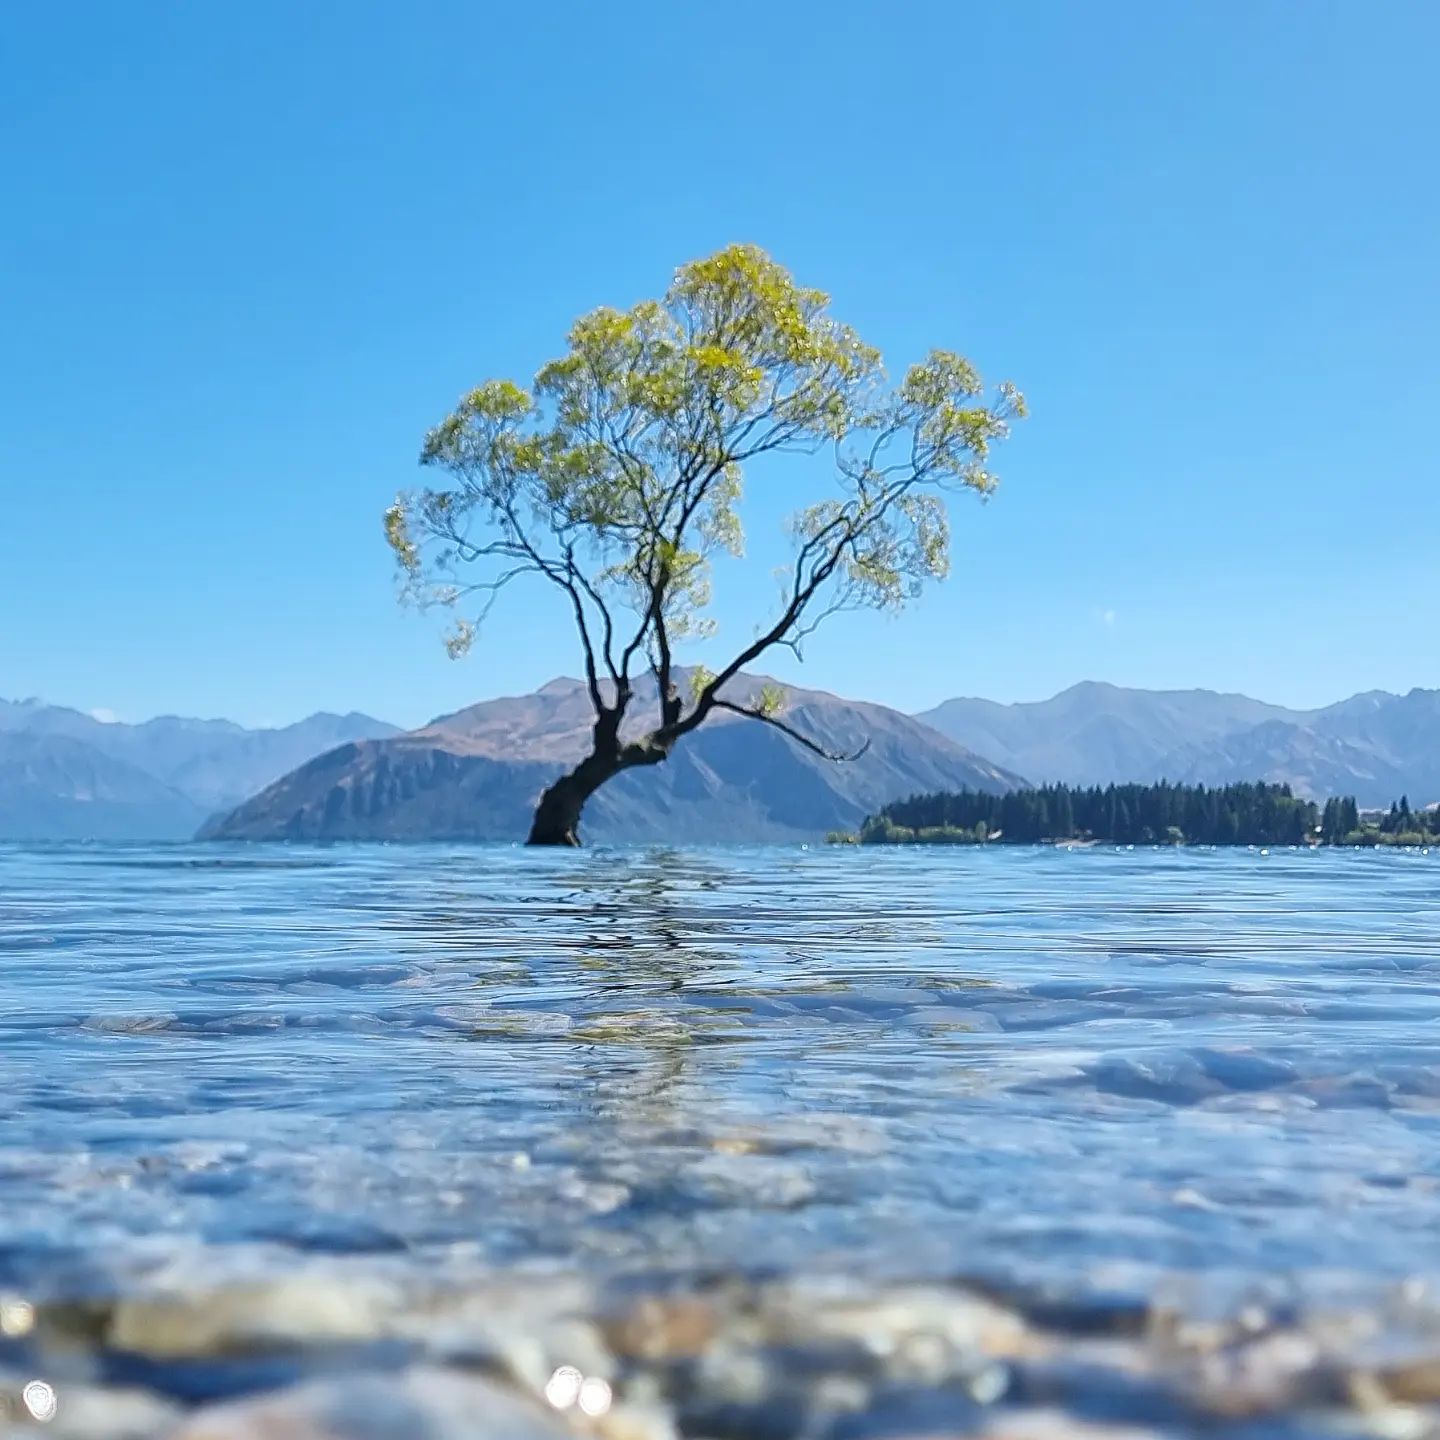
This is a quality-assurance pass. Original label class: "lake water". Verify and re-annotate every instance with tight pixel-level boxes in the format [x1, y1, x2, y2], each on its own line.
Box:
[3, 843, 1440, 1438]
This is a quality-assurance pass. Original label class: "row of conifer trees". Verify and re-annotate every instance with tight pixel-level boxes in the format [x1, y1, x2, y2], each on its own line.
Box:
[854, 781, 1439, 846]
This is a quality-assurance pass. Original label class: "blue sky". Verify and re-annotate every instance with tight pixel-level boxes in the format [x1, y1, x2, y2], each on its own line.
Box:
[4, 2, 1437, 727]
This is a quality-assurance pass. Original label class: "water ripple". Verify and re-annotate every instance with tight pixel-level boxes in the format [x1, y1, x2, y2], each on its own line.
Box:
[2, 842, 1440, 1430]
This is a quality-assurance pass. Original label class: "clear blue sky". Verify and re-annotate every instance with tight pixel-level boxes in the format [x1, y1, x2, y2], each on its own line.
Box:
[4, 2, 1436, 727]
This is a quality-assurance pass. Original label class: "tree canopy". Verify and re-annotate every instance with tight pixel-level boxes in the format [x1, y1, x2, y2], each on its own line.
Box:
[385, 244, 1024, 843]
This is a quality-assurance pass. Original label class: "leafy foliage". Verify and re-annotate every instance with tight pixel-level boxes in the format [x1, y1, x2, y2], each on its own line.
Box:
[385, 245, 1023, 813]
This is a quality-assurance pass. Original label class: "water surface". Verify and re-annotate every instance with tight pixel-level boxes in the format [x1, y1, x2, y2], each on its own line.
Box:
[3, 843, 1439, 1436]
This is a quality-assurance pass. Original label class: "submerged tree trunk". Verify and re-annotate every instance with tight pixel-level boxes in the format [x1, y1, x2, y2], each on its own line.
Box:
[526, 698, 672, 846]
[526, 760, 617, 847]
[523, 672, 861, 845]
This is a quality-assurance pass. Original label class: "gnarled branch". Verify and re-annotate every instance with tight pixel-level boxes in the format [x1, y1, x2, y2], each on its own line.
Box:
[711, 698, 871, 763]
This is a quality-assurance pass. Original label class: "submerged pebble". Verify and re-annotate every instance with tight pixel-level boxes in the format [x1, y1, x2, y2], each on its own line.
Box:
[167, 1368, 573, 1439]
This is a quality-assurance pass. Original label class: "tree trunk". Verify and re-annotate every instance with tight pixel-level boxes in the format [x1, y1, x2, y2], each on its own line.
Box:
[526, 701, 671, 846]
[528, 741, 636, 846]
[526, 766, 605, 846]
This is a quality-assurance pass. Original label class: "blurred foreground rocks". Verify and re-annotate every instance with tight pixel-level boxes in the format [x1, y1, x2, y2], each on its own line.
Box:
[5, 1269, 1440, 1438]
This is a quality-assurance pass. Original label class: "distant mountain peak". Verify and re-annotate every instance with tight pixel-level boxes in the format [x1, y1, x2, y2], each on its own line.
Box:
[312, 709, 388, 724]
[1054, 679, 1121, 697]
[1050, 679, 1278, 704]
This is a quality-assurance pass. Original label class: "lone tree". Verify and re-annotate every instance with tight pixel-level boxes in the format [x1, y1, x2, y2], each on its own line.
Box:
[385, 245, 1024, 845]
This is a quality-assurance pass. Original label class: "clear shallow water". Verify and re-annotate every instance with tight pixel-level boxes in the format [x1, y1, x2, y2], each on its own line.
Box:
[3, 842, 1440, 1436]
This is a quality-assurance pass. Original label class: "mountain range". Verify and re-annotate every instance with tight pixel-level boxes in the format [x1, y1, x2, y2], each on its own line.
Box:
[4, 679, 1437, 843]
[202, 673, 1024, 843]
[917, 682, 1440, 807]
[0, 701, 398, 840]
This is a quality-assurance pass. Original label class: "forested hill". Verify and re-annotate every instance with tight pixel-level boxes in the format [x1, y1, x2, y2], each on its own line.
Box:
[848, 782, 1440, 847]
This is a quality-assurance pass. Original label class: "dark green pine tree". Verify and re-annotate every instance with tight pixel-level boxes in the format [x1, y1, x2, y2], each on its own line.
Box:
[1051, 787, 1075, 839]
[1340, 797, 1360, 836]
